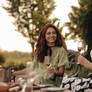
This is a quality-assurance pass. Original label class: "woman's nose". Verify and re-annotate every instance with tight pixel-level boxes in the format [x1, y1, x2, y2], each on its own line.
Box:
[50, 33, 54, 36]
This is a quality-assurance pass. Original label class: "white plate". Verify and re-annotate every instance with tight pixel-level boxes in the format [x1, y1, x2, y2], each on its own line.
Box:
[33, 84, 54, 89]
[45, 87, 64, 92]
[37, 84, 53, 87]
[38, 84, 46, 87]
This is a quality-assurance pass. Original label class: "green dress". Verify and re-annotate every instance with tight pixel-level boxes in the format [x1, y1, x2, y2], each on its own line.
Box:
[29, 47, 69, 86]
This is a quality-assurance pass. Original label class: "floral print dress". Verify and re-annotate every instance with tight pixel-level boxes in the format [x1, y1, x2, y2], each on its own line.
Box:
[60, 75, 92, 92]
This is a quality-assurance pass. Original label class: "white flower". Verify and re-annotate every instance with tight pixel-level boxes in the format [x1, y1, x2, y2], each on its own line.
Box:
[82, 78, 91, 82]
[74, 79, 81, 85]
[75, 85, 81, 91]
[64, 84, 70, 89]
[89, 80, 92, 83]
[81, 82, 89, 89]
[62, 76, 70, 83]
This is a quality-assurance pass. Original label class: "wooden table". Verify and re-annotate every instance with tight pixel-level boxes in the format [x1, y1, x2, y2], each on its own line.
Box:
[33, 89, 71, 92]
[25, 86, 71, 92]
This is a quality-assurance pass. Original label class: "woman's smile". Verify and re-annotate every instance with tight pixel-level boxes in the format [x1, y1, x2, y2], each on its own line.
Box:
[45, 27, 57, 45]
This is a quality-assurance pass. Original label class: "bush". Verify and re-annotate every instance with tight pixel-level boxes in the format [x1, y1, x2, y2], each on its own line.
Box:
[4, 60, 26, 70]
[0, 52, 5, 65]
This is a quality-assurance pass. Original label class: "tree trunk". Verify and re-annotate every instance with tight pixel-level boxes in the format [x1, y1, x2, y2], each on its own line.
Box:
[30, 42, 35, 59]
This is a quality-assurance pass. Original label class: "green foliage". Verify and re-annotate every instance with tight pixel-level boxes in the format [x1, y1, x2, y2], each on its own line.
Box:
[5, 60, 26, 70]
[3, 0, 59, 52]
[2, 50, 32, 70]
[64, 0, 92, 59]
[0, 51, 6, 65]
[78, 67, 91, 78]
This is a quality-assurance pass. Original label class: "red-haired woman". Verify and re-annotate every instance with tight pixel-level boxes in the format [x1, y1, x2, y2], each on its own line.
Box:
[31, 23, 69, 86]
[13, 24, 69, 86]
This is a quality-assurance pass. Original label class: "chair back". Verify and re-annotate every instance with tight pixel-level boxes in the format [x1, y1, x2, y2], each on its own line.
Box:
[0, 67, 14, 82]
[65, 50, 80, 77]
[0, 67, 6, 82]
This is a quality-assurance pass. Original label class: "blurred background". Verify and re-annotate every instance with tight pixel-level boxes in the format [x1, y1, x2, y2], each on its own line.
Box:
[0, 0, 92, 77]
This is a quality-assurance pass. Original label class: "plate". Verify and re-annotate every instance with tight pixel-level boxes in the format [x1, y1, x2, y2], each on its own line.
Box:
[33, 84, 53, 89]
[44, 87, 64, 92]
[39, 84, 53, 87]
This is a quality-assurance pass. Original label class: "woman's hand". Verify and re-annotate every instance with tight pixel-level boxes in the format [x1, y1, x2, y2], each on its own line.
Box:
[47, 66, 56, 74]
[47, 66, 64, 75]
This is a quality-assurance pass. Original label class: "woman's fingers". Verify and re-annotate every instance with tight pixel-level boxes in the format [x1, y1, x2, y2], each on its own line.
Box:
[47, 66, 56, 73]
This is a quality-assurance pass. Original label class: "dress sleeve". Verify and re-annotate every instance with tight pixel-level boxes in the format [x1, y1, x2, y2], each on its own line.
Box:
[58, 47, 70, 69]
[32, 59, 39, 69]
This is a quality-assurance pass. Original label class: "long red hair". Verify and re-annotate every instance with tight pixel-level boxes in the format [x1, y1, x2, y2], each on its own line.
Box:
[34, 24, 67, 62]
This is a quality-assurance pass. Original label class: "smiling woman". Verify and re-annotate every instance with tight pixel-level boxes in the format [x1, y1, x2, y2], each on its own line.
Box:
[45, 27, 57, 47]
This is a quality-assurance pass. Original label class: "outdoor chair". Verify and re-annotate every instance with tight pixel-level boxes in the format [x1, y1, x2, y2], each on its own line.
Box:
[60, 50, 92, 92]
[66, 49, 80, 77]
[0, 67, 15, 82]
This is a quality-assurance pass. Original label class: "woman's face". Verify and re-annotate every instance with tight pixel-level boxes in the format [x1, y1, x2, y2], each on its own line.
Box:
[45, 27, 57, 44]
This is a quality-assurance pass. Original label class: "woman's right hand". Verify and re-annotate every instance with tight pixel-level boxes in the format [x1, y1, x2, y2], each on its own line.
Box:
[47, 66, 56, 74]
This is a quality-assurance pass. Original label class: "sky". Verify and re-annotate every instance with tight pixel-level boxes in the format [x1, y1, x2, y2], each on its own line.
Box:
[0, 0, 79, 52]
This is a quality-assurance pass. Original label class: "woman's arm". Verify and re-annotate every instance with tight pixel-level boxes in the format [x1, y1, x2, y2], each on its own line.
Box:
[12, 68, 27, 76]
[55, 66, 64, 75]
[13, 61, 35, 76]
[78, 55, 92, 70]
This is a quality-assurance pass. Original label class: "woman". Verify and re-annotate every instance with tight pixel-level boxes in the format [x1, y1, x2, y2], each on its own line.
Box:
[30, 23, 69, 86]
[13, 24, 69, 86]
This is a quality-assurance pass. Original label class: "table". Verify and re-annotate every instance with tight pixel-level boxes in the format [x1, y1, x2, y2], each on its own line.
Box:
[34, 90, 71, 92]
[25, 86, 72, 92]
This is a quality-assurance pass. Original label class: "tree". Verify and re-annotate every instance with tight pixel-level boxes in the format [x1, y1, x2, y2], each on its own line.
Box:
[64, 0, 92, 59]
[4, 0, 59, 53]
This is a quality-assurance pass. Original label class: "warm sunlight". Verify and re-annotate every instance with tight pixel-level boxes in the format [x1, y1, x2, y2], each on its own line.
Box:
[0, 0, 32, 52]
[0, 0, 79, 52]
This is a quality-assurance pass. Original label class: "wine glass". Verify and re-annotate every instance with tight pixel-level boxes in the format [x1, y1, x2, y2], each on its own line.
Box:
[44, 56, 50, 66]
[78, 41, 82, 54]
[26, 61, 39, 92]
[44, 56, 57, 81]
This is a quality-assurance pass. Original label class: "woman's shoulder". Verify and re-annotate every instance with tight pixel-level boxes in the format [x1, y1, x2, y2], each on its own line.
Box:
[54, 47, 67, 55]
[55, 46, 66, 51]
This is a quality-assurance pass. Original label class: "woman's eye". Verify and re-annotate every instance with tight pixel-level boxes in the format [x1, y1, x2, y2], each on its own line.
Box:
[47, 32, 51, 35]
[52, 32, 56, 34]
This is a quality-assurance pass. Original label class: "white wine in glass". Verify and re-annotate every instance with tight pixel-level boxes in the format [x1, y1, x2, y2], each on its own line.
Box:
[44, 56, 50, 66]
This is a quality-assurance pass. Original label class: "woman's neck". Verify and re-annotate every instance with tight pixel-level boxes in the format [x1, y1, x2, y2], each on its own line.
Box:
[47, 42, 55, 47]
[47, 43, 55, 56]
